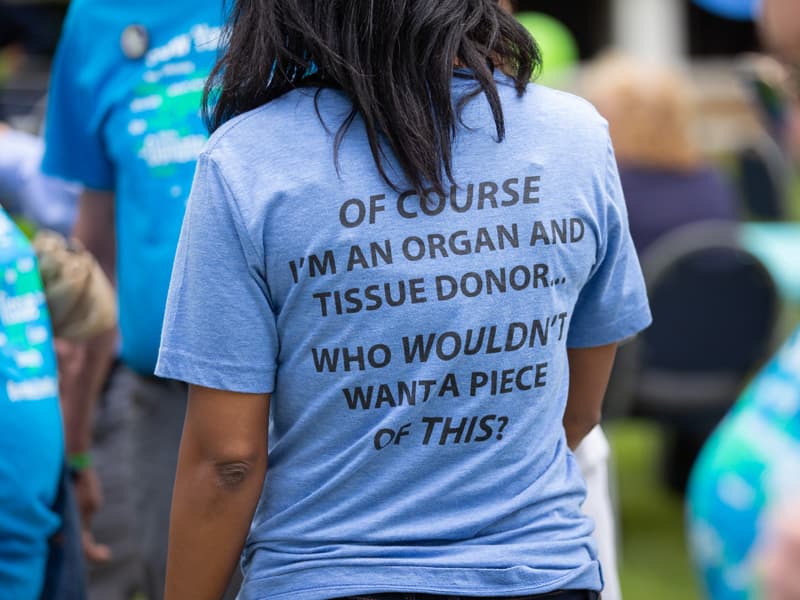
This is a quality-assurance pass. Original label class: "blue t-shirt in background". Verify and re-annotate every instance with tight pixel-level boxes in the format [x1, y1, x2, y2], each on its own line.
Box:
[42, 0, 223, 374]
[0, 208, 63, 600]
[687, 327, 800, 599]
[157, 76, 652, 599]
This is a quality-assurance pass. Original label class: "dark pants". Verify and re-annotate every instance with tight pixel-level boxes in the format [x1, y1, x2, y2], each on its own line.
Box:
[334, 592, 600, 600]
[40, 468, 87, 600]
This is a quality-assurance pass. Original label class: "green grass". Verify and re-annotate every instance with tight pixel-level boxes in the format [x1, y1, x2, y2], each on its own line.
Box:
[790, 175, 800, 222]
[608, 420, 703, 600]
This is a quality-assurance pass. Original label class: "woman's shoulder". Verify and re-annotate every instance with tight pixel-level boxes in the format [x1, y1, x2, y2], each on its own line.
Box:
[533, 83, 604, 119]
[499, 80, 611, 158]
[515, 80, 607, 130]
[494, 81, 612, 175]
[204, 88, 342, 159]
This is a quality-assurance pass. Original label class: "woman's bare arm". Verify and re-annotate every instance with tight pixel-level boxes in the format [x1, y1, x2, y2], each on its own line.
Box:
[165, 385, 270, 600]
[564, 344, 618, 450]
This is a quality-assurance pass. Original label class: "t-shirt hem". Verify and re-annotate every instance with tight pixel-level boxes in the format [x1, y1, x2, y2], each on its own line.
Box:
[567, 302, 652, 348]
[238, 563, 602, 600]
[40, 155, 114, 192]
[155, 348, 275, 394]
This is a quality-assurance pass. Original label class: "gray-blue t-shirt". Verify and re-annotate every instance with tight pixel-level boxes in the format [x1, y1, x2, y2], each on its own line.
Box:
[156, 73, 651, 599]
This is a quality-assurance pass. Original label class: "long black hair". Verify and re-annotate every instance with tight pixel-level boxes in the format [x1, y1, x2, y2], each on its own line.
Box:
[205, 0, 541, 194]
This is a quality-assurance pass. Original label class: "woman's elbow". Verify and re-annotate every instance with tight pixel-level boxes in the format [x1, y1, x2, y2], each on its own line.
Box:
[190, 441, 267, 492]
[212, 458, 264, 491]
[563, 412, 601, 450]
[564, 408, 602, 431]
[180, 387, 271, 493]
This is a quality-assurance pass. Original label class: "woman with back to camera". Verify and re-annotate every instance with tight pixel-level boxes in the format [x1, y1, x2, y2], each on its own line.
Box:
[155, 2, 652, 599]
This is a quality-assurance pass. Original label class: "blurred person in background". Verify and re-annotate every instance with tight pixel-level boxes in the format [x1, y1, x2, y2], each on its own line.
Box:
[0, 56, 128, 595]
[760, 0, 800, 166]
[0, 206, 66, 600]
[0, 122, 78, 236]
[584, 54, 744, 496]
[0, 203, 116, 600]
[687, 0, 800, 598]
[41, 1, 232, 599]
[760, 0, 800, 67]
[583, 54, 740, 256]
[37, 227, 117, 600]
[687, 329, 800, 599]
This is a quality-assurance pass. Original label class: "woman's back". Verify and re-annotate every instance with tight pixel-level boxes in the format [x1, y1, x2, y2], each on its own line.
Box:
[158, 73, 651, 599]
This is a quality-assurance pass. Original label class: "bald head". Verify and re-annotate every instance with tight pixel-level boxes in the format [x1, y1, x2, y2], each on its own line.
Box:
[761, 0, 800, 63]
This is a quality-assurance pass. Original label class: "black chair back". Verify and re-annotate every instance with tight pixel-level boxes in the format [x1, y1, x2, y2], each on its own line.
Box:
[737, 140, 788, 221]
[634, 222, 780, 418]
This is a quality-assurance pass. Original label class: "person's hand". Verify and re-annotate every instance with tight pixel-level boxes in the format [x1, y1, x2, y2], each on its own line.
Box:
[758, 502, 800, 600]
[54, 338, 85, 402]
[72, 467, 112, 563]
[56, 338, 111, 561]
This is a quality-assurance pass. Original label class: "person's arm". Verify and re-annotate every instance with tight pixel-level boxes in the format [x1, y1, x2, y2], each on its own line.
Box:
[58, 189, 118, 560]
[563, 136, 649, 449]
[758, 501, 800, 600]
[760, 0, 800, 64]
[564, 343, 617, 450]
[165, 385, 269, 600]
[61, 189, 117, 455]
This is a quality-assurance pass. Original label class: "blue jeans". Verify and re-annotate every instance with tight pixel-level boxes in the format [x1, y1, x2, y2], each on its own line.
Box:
[334, 592, 600, 600]
[40, 468, 87, 600]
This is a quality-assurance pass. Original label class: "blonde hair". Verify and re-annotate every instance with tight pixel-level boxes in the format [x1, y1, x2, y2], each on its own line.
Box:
[582, 53, 701, 171]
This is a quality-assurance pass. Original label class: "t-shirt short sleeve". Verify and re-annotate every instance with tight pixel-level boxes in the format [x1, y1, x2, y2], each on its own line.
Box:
[41, 4, 114, 190]
[155, 154, 278, 393]
[567, 137, 652, 348]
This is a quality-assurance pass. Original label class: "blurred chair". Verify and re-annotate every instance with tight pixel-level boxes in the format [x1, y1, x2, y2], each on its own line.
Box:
[610, 221, 780, 492]
[736, 136, 789, 220]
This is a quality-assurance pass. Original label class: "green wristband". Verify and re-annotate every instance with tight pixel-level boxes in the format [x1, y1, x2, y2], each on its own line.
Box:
[68, 452, 92, 472]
